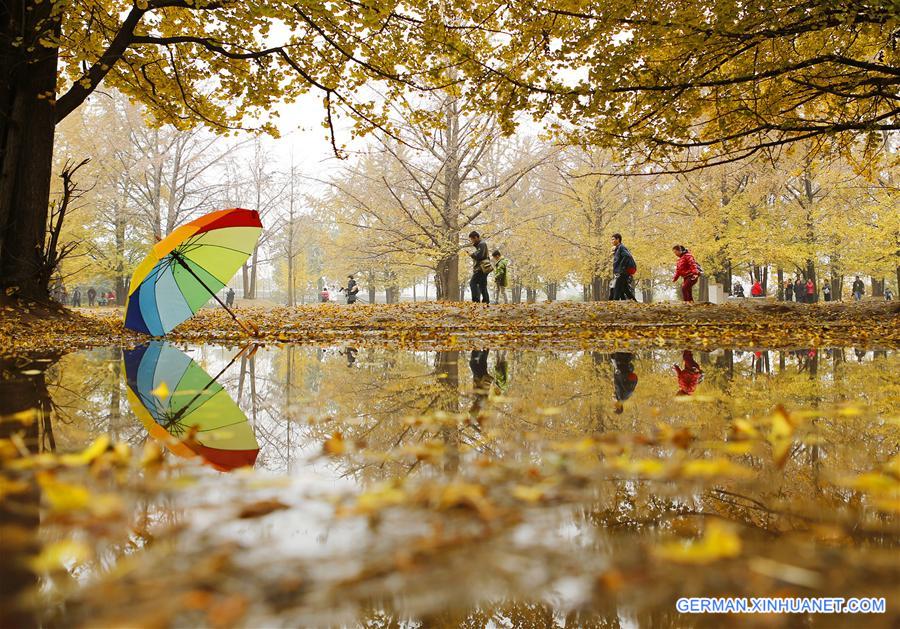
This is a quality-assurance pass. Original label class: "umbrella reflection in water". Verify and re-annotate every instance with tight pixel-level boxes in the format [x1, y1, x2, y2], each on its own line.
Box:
[123, 342, 259, 471]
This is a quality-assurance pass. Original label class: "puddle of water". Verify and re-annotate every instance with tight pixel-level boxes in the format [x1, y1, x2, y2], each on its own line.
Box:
[1, 344, 898, 626]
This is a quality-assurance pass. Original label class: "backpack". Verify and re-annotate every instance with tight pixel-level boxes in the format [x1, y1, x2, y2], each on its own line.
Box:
[623, 249, 637, 275]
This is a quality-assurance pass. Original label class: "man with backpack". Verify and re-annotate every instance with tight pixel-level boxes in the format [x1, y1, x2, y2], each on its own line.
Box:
[611, 233, 637, 301]
[468, 231, 491, 304]
[491, 250, 509, 304]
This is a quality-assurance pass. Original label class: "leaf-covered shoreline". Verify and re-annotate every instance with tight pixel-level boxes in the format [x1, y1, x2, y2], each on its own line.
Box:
[2, 299, 898, 356]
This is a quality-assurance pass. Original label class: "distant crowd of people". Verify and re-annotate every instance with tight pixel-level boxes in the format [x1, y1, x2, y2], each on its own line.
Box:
[606, 234, 892, 305]
[51, 282, 118, 307]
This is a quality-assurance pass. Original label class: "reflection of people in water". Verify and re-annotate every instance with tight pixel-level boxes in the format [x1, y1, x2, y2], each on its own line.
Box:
[469, 350, 494, 419]
[343, 346, 358, 367]
[490, 350, 509, 394]
[673, 350, 703, 396]
[469, 350, 493, 389]
[611, 352, 638, 414]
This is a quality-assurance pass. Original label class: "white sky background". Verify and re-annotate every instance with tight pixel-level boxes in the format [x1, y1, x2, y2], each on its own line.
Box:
[266, 92, 356, 185]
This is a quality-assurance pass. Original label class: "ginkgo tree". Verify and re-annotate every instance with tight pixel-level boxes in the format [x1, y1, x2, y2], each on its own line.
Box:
[0, 0, 508, 298]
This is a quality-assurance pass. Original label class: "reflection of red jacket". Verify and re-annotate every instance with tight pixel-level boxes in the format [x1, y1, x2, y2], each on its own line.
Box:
[674, 351, 702, 395]
[673, 251, 699, 281]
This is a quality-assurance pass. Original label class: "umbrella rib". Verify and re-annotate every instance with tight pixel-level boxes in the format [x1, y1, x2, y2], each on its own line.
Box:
[191, 418, 250, 433]
[180, 242, 255, 256]
[169, 347, 247, 422]
[169, 251, 256, 336]
[127, 383, 169, 421]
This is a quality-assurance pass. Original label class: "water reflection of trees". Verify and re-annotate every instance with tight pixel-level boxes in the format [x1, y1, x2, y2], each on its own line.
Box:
[40, 347, 898, 490]
[11, 346, 898, 627]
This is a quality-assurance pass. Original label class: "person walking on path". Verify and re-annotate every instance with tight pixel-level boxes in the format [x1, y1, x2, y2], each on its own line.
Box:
[852, 276, 865, 301]
[785, 280, 794, 302]
[226, 287, 235, 307]
[72, 287, 81, 307]
[885, 287, 894, 301]
[340, 275, 359, 304]
[822, 283, 831, 302]
[87, 287, 97, 307]
[491, 250, 509, 304]
[672, 245, 699, 302]
[611, 233, 637, 301]
[320, 286, 331, 303]
[468, 231, 491, 304]
[805, 278, 815, 303]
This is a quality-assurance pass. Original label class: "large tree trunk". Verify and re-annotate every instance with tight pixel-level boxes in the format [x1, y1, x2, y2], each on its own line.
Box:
[870, 277, 884, 298]
[114, 189, 128, 305]
[248, 245, 258, 299]
[713, 261, 732, 298]
[286, 250, 294, 306]
[242, 262, 251, 299]
[545, 281, 557, 301]
[591, 275, 610, 301]
[0, 5, 61, 298]
[511, 282, 522, 303]
[640, 279, 653, 303]
[831, 273, 843, 302]
[435, 254, 460, 301]
[698, 276, 709, 302]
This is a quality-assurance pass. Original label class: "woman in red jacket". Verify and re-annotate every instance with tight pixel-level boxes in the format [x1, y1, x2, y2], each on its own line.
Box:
[751, 280, 763, 297]
[672, 245, 700, 302]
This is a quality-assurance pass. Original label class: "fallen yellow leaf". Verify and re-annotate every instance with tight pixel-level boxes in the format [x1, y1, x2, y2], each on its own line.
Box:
[655, 520, 742, 564]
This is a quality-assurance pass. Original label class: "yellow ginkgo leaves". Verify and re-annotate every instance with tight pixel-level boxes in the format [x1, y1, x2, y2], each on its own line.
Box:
[655, 521, 743, 565]
[29, 540, 92, 573]
[151, 381, 170, 400]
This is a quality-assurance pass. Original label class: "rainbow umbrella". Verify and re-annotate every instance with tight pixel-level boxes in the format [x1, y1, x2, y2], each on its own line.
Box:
[124, 208, 261, 336]
[123, 341, 259, 471]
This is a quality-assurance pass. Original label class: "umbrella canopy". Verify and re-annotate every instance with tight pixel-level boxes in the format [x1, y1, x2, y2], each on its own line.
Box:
[123, 341, 259, 471]
[124, 208, 262, 336]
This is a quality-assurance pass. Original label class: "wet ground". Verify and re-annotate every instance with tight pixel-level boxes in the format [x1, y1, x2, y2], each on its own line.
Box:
[1, 343, 898, 627]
